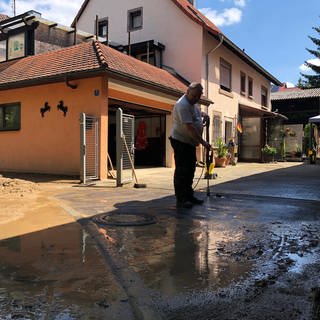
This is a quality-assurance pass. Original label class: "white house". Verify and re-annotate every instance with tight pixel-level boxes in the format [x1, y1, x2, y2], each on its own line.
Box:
[72, 0, 282, 162]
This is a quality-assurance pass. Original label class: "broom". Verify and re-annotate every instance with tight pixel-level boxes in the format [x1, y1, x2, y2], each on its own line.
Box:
[107, 153, 116, 179]
[122, 135, 147, 188]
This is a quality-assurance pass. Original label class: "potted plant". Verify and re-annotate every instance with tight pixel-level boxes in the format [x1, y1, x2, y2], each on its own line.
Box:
[261, 144, 277, 163]
[214, 137, 228, 167]
[279, 127, 296, 161]
[295, 144, 302, 158]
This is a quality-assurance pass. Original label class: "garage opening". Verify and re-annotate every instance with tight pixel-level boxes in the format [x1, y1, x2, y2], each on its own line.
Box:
[108, 99, 168, 168]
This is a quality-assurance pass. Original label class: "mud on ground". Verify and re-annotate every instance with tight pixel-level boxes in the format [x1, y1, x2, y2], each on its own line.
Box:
[0, 175, 40, 226]
[1, 169, 320, 319]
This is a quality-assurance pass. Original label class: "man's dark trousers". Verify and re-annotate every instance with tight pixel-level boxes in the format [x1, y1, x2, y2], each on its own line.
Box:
[169, 137, 196, 202]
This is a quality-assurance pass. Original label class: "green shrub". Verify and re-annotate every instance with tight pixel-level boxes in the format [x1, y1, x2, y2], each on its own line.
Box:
[261, 144, 277, 156]
[216, 137, 228, 158]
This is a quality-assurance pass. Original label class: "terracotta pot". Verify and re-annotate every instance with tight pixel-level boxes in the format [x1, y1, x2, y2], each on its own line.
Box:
[215, 157, 226, 167]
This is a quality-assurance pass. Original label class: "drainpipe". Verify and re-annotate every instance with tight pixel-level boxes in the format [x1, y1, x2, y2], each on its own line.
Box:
[204, 33, 223, 149]
[205, 33, 224, 100]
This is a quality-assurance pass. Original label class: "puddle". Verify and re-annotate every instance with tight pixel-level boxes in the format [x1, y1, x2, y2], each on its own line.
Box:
[108, 217, 256, 296]
[287, 252, 318, 273]
[0, 223, 131, 319]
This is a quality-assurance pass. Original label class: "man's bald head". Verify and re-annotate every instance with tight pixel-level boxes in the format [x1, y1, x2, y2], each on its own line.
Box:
[186, 82, 203, 104]
[188, 82, 203, 92]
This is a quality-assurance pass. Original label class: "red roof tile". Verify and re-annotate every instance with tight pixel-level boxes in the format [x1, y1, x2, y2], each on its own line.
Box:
[271, 88, 320, 101]
[0, 41, 102, 86]
[0, 13, 9, 22]
[96, 42, 187, 92]
[278, 86, 301, 92]
[170, 0, 221, 35]
[0, 41, 187, 94]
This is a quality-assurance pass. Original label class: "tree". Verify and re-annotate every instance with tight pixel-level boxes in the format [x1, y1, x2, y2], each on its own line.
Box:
[299, 22, 320, 88]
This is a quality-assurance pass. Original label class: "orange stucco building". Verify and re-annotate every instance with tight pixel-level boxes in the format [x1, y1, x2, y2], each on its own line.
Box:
[0, 40, 198, 179]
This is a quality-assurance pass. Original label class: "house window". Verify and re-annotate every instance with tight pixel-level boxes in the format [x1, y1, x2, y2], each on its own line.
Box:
[0, 40, 6, 62]
[128, 8, 143, 31]
[220, 58, 232, 92]
[248, 77, 253, 98]
[240, 72, 246, 95]
[8, 33, 25, 60]
[225, 120, 233, 143]
[261, 86, 268, 107]
[0, 103, 21, 131]
[212, 114, 222, 144]
[97, 18, 108, 38]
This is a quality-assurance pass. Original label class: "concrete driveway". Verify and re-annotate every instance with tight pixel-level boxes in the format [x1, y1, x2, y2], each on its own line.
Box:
[0, 162, 319, 319]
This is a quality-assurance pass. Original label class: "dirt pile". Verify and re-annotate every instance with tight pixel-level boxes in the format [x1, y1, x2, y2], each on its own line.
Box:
[0, 175, 39, 196]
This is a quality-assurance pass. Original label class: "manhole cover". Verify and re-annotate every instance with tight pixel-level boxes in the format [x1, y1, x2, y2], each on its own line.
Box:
[93, 212, 156, 226]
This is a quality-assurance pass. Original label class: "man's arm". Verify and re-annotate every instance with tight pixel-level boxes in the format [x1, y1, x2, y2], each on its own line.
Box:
[185, 123, 211, 150]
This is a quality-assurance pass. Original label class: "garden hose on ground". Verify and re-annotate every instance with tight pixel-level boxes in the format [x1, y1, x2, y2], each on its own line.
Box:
[192, 146, 206, 191]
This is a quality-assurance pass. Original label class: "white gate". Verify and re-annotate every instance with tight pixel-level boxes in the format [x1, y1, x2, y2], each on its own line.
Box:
[80, 113, 99, 184]
[116, 108, 135, 187]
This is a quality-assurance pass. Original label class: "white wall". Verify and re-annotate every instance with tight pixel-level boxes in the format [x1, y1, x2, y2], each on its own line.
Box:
[76, 0, 274, 152]
[201, 32, 272, 142]
[76, 0, 203, 82]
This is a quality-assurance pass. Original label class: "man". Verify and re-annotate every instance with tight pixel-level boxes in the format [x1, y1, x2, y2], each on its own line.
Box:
[169, 82, 211, 209]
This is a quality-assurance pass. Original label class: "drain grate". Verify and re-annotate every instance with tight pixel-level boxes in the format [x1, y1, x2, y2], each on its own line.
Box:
[93, 212, 156, 227]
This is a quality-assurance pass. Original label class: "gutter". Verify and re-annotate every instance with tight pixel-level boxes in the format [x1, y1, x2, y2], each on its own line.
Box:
[0, 65, 212, 106]
[0, 68, 107, 90]
[209, 32, 282, 86]
[106, 67, 212, 106]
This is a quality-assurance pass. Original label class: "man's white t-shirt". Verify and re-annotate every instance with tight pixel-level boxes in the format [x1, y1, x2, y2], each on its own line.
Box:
[170, 94, 203, 147]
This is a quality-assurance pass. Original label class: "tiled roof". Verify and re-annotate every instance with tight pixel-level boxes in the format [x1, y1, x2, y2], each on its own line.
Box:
[271, 88, 320, 101]
[96, 42, 187, 92]
[0, 13, 9, 22]
[0, 40, 187, 94]
[278, 86, 301, 92]
[170, 0, 221, 35]
[0, 41, 102, 87]
[71, 0, 280, 86]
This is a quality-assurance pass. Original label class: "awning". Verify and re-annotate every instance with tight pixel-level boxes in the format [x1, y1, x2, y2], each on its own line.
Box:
[239, 105, 288, 120]
[309, 115, 320, 123]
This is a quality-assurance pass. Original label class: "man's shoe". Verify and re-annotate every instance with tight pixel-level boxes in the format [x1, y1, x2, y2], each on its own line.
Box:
[188, 196, 204, 205]
[176, 200, 193, 209]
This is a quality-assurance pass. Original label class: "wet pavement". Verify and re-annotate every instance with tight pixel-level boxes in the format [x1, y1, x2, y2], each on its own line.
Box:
[0, 162, 320, 319]
[0, 223, 134, 319]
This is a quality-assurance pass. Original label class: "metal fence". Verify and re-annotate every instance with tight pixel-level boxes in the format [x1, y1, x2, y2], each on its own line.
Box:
[80, 113, 99, 184]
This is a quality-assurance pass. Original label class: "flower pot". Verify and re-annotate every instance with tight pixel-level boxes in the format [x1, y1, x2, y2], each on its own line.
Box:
[215, 156, 226, 167]
[262, 154, 274, 163]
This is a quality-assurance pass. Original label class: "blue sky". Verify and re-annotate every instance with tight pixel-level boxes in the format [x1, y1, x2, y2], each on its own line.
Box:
[197, 0, 320, 87]
[0, 0, 319, 86]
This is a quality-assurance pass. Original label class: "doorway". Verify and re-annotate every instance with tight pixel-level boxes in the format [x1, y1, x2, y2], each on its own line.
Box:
[108, 103, 167, 168]
[239, 117, 262, 161]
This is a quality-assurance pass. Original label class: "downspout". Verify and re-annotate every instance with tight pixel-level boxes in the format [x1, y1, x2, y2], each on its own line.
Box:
[202, 33, 223, 159]
[205, 33, 224, 99]
[204, 33, 223, 150]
